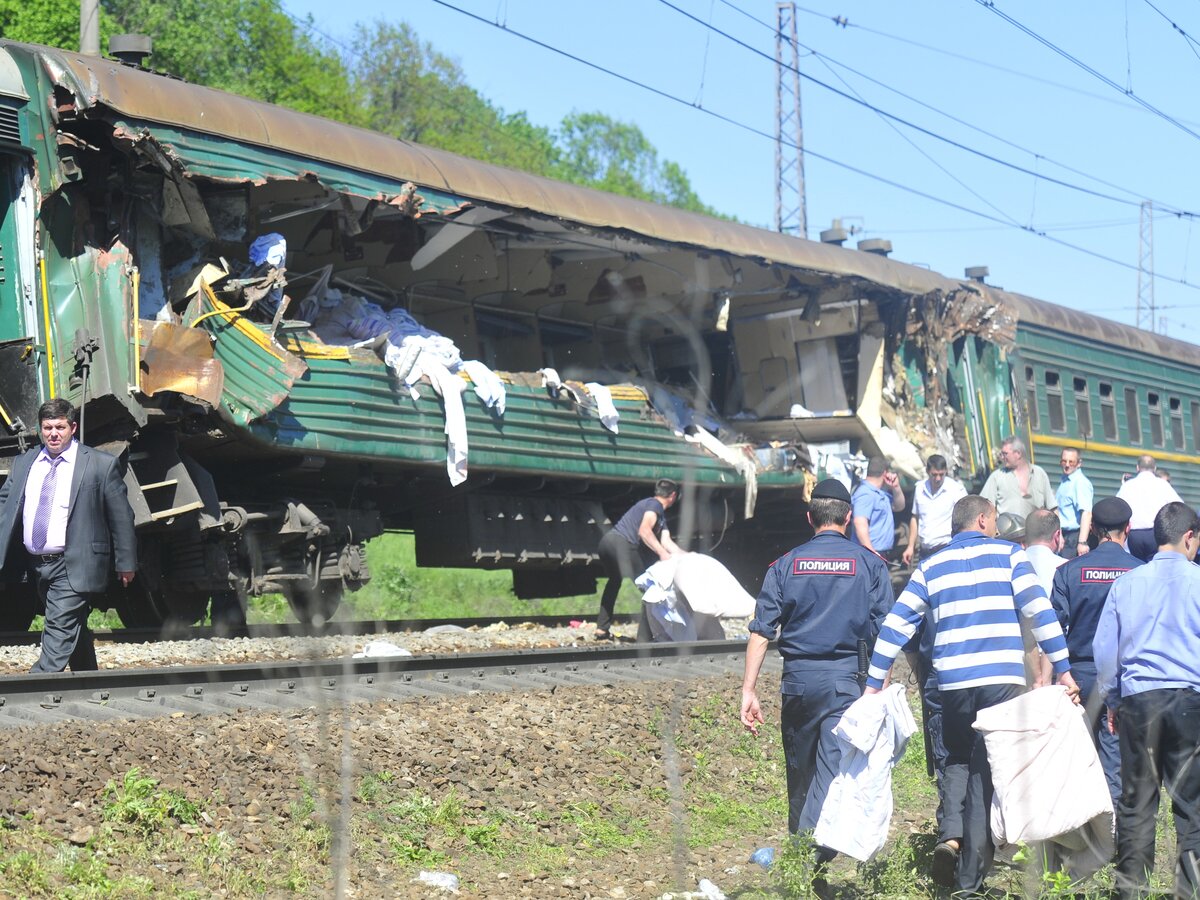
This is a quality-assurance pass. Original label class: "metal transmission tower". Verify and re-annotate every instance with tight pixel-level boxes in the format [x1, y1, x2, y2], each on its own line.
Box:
[1137, 200, 1155, 332]
[775, 2, 807, 238]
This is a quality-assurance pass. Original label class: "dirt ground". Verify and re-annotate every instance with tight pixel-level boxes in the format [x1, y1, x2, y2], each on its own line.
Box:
[0, 670, 838, 898]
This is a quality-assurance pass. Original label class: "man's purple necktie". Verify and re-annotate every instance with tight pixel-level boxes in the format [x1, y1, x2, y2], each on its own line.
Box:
[30, 455, 64, 553]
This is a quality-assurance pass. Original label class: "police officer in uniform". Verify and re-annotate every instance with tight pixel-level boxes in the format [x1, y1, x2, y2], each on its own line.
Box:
[1050, 496, 1142, 806]
[741, 479, 894, 893]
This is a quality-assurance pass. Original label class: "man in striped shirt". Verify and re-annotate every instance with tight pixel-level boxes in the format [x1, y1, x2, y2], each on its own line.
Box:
[864, 494, 1080, 895]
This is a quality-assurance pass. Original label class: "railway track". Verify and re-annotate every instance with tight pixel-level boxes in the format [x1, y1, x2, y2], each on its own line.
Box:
[0, 613, 639, 648]
[0, 639, 771, 727]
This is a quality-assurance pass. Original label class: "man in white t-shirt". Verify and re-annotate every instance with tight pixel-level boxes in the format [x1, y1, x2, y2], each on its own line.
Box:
[901, 454, 967, 566]
[1116, 455, 1183, 561]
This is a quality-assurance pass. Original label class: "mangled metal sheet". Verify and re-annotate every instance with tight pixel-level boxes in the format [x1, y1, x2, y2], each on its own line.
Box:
[139, 320, 224, 406]
[189, 284, 306, 426]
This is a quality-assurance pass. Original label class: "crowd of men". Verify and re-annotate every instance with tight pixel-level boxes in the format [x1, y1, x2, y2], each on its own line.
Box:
[743, 446, 1200, 900]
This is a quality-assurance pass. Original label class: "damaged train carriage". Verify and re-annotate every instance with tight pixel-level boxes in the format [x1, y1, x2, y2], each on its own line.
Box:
[0, 41, 1015, 628]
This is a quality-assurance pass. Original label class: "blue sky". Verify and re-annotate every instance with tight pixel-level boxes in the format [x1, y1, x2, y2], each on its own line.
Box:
[283, 0, 1200, 335]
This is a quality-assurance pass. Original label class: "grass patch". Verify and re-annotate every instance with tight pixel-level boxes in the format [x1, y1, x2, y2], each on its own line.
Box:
[102, 769, 202, 836]
[561, 800, 651, 851]
[687, 791, 776, 847]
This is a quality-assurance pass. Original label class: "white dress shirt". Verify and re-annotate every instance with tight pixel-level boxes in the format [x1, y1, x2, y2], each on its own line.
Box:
[1116, 470, 1183, 530]
[912, 476, 968, 549]
[22, 440, 77, 554]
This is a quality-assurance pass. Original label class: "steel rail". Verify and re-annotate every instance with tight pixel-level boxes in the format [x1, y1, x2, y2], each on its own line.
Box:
[0, 613, 640, 648]
[0, 639, 771, 727]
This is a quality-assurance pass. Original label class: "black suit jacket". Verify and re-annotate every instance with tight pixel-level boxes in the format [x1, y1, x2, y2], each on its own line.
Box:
[0, 443, 137, 593]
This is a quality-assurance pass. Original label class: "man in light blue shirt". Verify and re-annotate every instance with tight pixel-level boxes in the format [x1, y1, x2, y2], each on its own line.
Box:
[851, 456, 904, 557]
[1055, 447, 1094, 559]
[1093, 501, 1200, 899]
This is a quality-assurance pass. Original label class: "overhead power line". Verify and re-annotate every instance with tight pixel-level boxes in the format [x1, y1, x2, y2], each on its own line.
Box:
[718, 0, 1200, 126]
[1141, 0, 1200, 64]
[656, 0, 1198, 218]
[711, 0, 1200, 222]
[973, 0, 1200, 144]
[427, 0, 1200, 293]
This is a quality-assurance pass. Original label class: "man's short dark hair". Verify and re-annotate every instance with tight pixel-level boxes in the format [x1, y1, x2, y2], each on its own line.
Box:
[1154, 501, 1200, 547]
[926, 454, 948, 472]
[866, 456, 889, 478]
[38, 399, 77, 425]
[809, 497, 851, 529]
[654, 478, 680, 498]
[952, 495, 994, 535]
[1025, 509, 1061, 545]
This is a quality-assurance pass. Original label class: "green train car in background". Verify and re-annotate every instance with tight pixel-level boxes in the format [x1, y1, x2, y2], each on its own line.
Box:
[0, 41, 1187, 630]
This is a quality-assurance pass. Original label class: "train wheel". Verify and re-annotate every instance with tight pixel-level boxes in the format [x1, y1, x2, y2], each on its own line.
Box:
[0, 580, 38, 632]
[113, 582, 208, 631]
[284, 583, 343, 627]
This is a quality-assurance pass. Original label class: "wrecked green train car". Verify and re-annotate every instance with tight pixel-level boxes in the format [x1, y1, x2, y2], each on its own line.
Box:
[0, 41, 1033, 629]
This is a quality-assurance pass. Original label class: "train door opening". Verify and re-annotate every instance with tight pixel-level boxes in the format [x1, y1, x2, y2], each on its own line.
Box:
[0, 155, 39, 437]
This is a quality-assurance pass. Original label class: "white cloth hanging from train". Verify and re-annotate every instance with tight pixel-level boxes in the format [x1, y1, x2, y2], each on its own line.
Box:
[683, 428, 758, 520]
[585, 382, 619, 433]
[399, 353, 468, 487]
[463, 359, 506, 416]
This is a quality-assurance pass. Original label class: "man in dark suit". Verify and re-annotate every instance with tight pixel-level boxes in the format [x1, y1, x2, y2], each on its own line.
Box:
[0, 398, 136, 672]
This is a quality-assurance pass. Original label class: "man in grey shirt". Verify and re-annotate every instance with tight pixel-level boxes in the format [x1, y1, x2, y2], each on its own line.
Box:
[981, 436, 1055, 519]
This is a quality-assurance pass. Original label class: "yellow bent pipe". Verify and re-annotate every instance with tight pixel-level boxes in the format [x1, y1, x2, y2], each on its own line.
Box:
[38, 252, 55, 399]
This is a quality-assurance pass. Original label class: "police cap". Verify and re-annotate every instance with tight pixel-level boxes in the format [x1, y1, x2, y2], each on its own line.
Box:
[811, 479, 852, 503]
[1092, 496, 1132, 529]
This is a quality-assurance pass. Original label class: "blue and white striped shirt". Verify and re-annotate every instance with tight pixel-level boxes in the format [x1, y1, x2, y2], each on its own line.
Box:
[866, 531, 1070, 691]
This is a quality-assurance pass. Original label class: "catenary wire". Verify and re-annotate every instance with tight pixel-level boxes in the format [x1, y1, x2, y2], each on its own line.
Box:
[656, 0, 1198, 217]
[807, 51, 1023, 227]
[717, 0, 1200, 128]
[711, 0, 1200, 221]
[428, 0, 1200, 293]
[972, 0, 1200, 144]
[1141, 0, 1200, 64]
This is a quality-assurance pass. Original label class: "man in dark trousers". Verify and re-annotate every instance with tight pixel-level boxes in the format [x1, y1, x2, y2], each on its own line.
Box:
[1094, 501, 1200, 899]
[595, 478, 681, 641]
[864, 495, 1079, 895]
[0, 399, 136, 672]
[1049, 496, 1141, 807]
[741, 479, 894, 897]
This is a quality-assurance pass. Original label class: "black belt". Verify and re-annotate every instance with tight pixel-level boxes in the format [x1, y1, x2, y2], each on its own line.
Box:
[31, 552, 64, 564]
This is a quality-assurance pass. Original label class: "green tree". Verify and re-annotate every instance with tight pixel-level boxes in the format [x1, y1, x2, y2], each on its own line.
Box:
[556, 111, 722, 216]
[349, 20, 560, 176]
[103, 0, 363, 123]
[2, 1, 723, 217]
[0, 0, 98, 47]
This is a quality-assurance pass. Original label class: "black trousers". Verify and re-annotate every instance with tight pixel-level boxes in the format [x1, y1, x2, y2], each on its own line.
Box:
[941, 683, 1023, 893]
[29, 555, 97, 673]
[596, 530, 653, 640]
[780, 667, 861, 837]
[1127, 529, 1158, 563]
[1115, 688, 1200, 900]
[1060, 528, 1081, 559]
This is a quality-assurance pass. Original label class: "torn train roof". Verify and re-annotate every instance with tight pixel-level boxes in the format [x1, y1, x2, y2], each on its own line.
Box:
[10, 41, 1200, 365]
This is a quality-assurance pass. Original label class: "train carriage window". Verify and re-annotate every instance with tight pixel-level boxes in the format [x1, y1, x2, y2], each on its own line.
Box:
[1192, 401, 1200, 451]
[1124, 387, 1142, 444]
[1024, 366, 1038, 429]
[1073, 377, 1091, 439]
[1148, 393, 1164, 447]
[1100, 382, 1118, 441]
[1170, 397, 1185, 450]
[1045, 371, 1066, 432]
